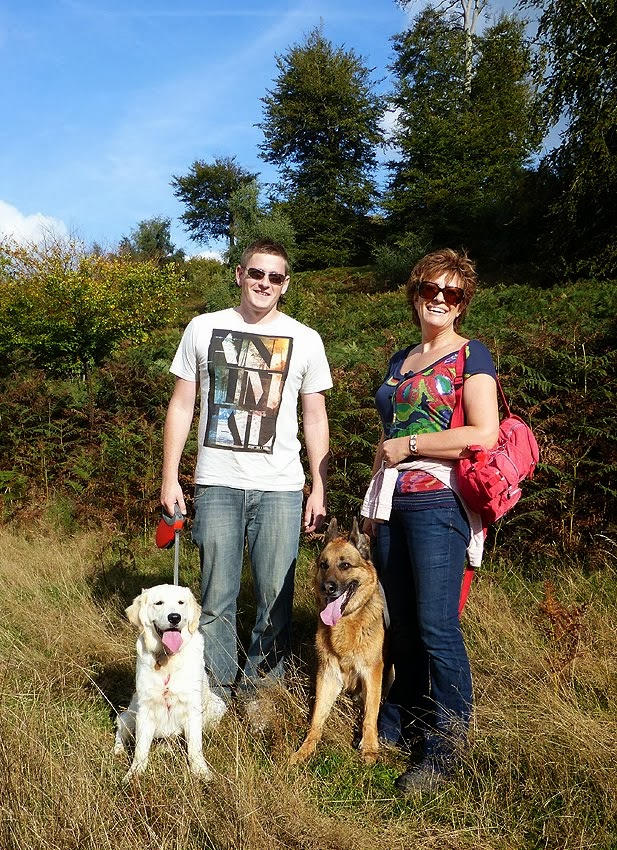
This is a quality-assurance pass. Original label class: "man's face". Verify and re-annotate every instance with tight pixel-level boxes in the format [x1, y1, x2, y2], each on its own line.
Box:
[236, 252, 289, 318]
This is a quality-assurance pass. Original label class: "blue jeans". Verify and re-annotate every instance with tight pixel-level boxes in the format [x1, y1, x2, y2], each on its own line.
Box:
[192, 485, 303, 700]
[376, 492, 472, 762]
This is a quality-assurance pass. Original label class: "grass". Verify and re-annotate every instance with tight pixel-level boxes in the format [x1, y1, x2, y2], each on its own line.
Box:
[0, 523, 616, 850]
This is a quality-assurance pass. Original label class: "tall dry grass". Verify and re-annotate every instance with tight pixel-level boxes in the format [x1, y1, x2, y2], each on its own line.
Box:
[0, 524, 615, 850]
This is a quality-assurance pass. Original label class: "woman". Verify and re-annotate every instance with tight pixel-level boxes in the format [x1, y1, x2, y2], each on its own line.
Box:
[363, 249, 499, 793]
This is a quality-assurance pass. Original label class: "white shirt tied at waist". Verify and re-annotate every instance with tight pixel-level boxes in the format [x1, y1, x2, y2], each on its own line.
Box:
[360, 459, 485, 567]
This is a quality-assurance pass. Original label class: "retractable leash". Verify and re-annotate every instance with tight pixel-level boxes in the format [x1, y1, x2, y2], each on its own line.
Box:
[459, 567, 475, 615]
[155, 505, 185, 585]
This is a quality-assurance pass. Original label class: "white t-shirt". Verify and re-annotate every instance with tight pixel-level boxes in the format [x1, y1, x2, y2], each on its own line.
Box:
[170, 307, 333, 491]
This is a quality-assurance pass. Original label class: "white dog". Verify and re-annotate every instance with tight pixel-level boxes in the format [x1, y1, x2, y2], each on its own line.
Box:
[114, 584, 226, 782]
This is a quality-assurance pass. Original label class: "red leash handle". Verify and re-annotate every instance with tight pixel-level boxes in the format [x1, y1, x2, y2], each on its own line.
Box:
[155, 505, 185, 550]
[459, 567, 475, 615]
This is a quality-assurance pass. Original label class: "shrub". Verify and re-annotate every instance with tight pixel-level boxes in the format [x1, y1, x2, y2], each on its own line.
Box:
[371, 232, 428, 289]
[0, 236, 187, 376]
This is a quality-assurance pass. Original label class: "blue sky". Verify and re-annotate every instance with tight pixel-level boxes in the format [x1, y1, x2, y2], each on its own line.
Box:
[1, 0, 524, 257]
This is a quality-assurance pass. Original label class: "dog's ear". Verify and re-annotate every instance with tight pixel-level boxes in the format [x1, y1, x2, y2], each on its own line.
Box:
[126, 589, 160, 652]
[349, 517, 371, 561]
[326, 517, 340, 543]
[125, 590, 147, 628]
[188, 591, 201, 634]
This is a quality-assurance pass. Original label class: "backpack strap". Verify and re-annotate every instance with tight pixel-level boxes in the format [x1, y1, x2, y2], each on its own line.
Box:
[452, 344, 467, 429]
[452, 341, 511, 425]
[452, 344, 482, 615]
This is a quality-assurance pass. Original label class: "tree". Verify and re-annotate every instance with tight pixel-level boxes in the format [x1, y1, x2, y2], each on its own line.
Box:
[0, 236, 186, 376]
[384, 7, 544, 266]
[119, 216, 184, 265]
[259, 27, 384, 269]
[223, 180, 296, 269]
[171, 156, 257, 249]
[397, 0, 488, 92]
[522, 0, 617, 276]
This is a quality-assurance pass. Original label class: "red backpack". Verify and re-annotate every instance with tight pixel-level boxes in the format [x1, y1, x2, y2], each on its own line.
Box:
[452, 345, 539, 526]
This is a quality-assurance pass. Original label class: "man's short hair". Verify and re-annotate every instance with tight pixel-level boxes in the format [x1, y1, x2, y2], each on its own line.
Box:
[240, 240, 290, 276]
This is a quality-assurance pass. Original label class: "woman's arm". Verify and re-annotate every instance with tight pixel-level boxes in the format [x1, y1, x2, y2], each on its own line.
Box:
[380, 373, 500, 467]
[370, 432, 386, 475]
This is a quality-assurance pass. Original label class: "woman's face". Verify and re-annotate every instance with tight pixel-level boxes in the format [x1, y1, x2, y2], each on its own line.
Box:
[413, 271, 465, 333]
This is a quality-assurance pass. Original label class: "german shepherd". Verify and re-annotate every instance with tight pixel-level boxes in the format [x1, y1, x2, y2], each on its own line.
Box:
[290, 517, 386, 764]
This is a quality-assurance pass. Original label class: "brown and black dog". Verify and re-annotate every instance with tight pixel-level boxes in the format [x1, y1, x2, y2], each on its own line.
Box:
[290, 517, 386, 764]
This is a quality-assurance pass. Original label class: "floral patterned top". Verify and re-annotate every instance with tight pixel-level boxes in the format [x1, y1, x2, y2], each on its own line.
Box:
[375, 340, 496, 494]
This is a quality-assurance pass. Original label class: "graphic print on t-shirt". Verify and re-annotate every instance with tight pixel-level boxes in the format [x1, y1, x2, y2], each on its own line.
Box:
[205, 329, 292, 453]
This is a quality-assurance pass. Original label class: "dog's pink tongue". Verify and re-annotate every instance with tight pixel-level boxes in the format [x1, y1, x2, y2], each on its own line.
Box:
[162, 630, 183, 653]
[320, 595, 345, 627]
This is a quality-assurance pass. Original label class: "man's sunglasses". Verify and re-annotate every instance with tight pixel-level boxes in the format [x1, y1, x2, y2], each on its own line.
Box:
[418, 280, 465, 306]
[243, 267, 288, 286]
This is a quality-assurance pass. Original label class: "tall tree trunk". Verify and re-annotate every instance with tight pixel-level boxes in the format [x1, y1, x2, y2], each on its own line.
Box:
[460, 0, 486, 93]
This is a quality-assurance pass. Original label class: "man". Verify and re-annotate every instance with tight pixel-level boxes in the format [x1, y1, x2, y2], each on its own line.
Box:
[160, 239, 331, 705]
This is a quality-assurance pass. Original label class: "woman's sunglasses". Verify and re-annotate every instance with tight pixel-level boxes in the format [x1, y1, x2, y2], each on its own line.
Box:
[243, 267, 288, 286]
[417, 280, 465, 306]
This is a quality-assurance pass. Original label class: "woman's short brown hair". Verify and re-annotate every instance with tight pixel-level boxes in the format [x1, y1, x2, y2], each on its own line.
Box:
[405, 248, 477, 331]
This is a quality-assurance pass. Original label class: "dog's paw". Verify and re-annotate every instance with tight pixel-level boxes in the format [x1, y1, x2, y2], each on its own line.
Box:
[122, 758, 148, 783]
[289, 741, 316, 765]
[190, 759, 214, 782]
[122, 767, 141, 784]
[360, 749, 379, 765]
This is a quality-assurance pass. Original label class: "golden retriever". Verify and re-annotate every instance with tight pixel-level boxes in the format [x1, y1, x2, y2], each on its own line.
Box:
[114, 584, 226, 782]
[290, 518, 386, 764]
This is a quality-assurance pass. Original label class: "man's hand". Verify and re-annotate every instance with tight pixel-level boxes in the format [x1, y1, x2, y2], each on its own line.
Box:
[160, 480, 187, 517]
[303, 491, 326, 533]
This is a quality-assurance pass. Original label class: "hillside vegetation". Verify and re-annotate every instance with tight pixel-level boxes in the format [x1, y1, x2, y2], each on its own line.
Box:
[0, 263, 616, 849]
[0, 522, 615, 850]
[1, 263, 615, 565]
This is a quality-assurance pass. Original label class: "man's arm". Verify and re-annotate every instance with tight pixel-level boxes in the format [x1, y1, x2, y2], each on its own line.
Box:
[301, 390, 329, 533]
[160, 377, 198, 515]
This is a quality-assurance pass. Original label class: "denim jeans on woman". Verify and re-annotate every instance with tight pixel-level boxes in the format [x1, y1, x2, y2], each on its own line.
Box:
[192, 484, 302, 701]
[376, 489, 472, 765]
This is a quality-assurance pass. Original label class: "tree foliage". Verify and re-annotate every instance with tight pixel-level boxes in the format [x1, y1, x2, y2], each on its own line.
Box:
[119, 216, 184, 265]
[1, 262, 615, 566]
[223, 180, 297, 269]
[0, 237, 186, 375]
[384, 7, 545, 268]
[171, 156, 257, 248]
[259, 26, 384, 269]
[523, 0, 617, 277]
[397, 0, 489, 90]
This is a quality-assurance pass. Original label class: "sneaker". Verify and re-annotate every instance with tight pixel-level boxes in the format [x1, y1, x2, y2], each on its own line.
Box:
[240, 692, 278, 735]
[395, 758, 452, 795]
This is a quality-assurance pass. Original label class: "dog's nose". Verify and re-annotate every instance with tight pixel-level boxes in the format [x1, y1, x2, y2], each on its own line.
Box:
[168, 613, 181, 627]
[324, 581, 337, 596]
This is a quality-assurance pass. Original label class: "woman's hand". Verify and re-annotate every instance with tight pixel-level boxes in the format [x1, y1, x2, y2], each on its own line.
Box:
[362, 517, 379, 539]
[381, 435, 412, 467]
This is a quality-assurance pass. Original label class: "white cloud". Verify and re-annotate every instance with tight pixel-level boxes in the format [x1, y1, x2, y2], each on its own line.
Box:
[0, 200, 69, 245]
[380, 106, 401, 140]
[190, 249, 224, 261]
